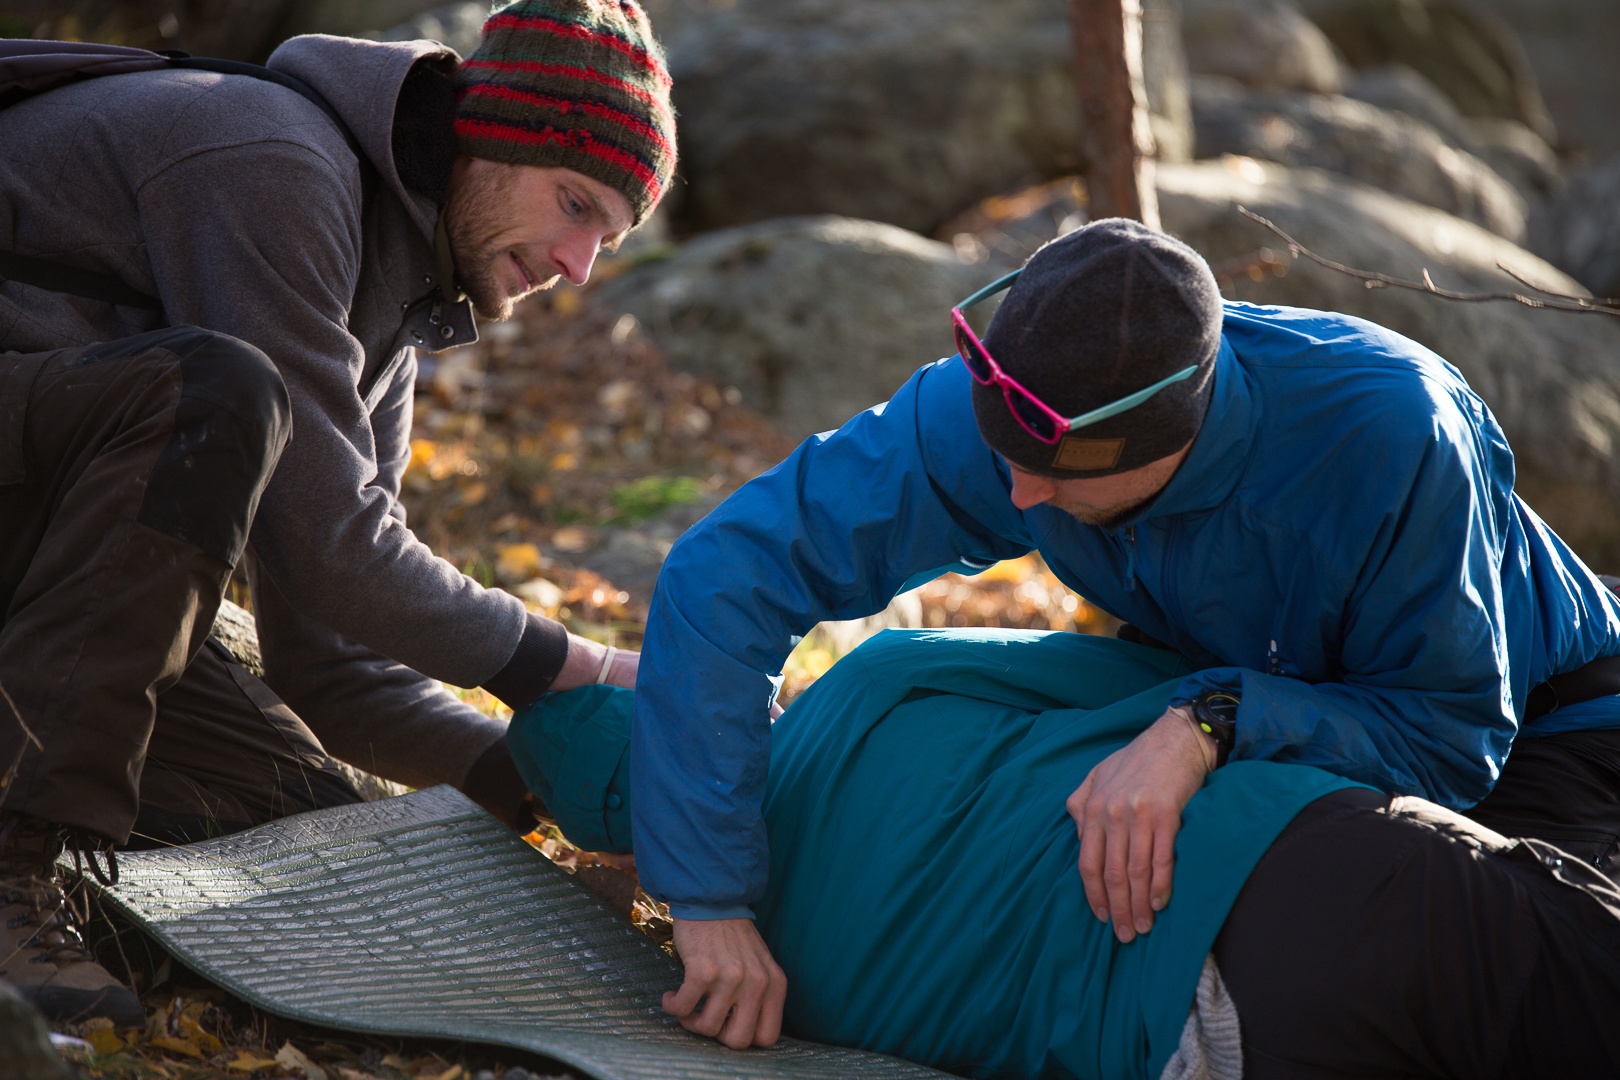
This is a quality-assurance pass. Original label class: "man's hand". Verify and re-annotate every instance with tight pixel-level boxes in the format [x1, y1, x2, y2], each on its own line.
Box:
[551, 635, 640, 693]
[663, 917, 788, 1049]
[1068, 707, 1215, 943]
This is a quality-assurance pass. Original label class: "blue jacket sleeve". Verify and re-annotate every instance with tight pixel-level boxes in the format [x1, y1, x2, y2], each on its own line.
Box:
[631, 359, 1035, 918]
[1171, 399, 1520, 808]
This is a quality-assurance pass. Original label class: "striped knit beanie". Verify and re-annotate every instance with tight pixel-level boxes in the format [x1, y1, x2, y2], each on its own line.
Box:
[455, 0, 676, 225]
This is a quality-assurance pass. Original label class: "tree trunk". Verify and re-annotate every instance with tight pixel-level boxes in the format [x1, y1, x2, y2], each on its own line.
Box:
[1069, 0, 1161, 228]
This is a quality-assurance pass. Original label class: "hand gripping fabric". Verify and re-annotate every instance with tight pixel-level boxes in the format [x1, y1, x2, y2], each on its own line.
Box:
[87, 787, 951, 1080]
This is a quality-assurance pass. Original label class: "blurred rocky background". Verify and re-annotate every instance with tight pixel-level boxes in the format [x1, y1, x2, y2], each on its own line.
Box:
[5, 0, 1620, 572]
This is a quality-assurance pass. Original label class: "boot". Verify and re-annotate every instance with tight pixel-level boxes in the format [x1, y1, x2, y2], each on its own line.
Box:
[0, 814, 144, 1028]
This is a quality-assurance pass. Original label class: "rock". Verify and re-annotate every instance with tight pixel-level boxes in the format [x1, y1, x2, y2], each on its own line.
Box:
[1190, 78, 1527, 239]
[585, 216, 1013, 441]
[1462, 0, 1620, 164]
[1527, 152, 1620, 300]
[1344, 63, 1469, 143]
[576, 491, 724, 601]
[373, 0, 487, 56]
[665, 0, 1194, 237]
[210, 598, 265, 677]
[1158, 159, 1620, 567]
[0, 981, 80, 1080]
[1307, 0, 1557, 145]
[1180, 0, 1343, 93]
[1461, 116, 1562, 202]
[948, 161, 1620, 566]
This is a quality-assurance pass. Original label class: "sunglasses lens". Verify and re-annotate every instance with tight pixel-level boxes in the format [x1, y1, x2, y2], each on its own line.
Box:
[954, 326, 995, 384]
[1008, 388, 1059, 442]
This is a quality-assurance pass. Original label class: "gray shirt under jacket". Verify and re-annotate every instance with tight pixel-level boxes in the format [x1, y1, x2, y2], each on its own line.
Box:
[0, 34, 552, 790]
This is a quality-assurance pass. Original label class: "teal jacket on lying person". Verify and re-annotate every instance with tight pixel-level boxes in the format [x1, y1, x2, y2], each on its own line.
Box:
[509, 628, 1359, 1079]
[629, 302, 1620, 921]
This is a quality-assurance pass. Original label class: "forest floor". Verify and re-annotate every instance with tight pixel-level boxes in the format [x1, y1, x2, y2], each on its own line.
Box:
[63, 290, 1116, 1079]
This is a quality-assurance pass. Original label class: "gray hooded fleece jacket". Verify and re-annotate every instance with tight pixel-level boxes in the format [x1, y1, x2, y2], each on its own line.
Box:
[0, 35, 544, 788]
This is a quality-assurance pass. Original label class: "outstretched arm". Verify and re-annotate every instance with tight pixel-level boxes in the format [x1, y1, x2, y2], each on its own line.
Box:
[632, 359, 1038, 915]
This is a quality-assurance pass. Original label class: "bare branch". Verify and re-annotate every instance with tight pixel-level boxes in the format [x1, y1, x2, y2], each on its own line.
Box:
[1235, 206, 1620, 317]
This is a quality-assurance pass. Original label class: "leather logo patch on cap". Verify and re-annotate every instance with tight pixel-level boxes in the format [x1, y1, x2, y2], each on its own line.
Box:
[1052, 437, 1125, 471]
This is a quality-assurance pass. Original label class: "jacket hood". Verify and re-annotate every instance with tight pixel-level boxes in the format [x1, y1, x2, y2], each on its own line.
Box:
[268, 34, 459, 240]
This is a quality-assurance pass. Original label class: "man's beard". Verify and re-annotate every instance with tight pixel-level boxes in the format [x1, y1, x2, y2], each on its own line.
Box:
[1048, 492, 1155, 530]
[443, 163, 524, 322]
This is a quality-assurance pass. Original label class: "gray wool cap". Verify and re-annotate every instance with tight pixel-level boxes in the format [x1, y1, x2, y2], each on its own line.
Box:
[971, 218, 1224, 477]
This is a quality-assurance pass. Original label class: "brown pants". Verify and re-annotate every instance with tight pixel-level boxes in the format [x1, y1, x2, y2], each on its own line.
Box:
[0, 328, 360, 845]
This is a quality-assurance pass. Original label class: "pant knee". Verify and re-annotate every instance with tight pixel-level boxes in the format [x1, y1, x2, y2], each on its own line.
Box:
[159, 327, 291, 459]
[131, 327, 291, 565]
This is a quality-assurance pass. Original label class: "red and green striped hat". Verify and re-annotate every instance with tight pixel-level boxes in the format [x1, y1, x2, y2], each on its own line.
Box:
[455, 0, 676, 225]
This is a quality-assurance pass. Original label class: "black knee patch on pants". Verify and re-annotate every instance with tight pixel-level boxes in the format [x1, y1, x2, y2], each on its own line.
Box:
[129, 327, 291, 566]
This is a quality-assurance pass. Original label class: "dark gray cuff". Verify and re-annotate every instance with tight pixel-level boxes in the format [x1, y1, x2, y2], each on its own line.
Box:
[482, 611, 569, 710]
[461, 737, 538, 831]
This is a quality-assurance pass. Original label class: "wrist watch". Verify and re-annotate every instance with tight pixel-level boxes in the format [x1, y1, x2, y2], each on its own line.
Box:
[1190, 690, 1239, 768]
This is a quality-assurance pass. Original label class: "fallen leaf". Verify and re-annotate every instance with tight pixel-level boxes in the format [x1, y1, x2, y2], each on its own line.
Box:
[334, 1068, 385, 1080]
[496, 542, 544, 581]
[148, 1033, 204, 1059]
[551, 526, 589, 552]
[86, 1028, 125, 1055]
[407, 439, 438, 475]
[421, 1067, 463, 1080]
[228, 1051, 282, 1073]
[276, 1041, 329, 1080]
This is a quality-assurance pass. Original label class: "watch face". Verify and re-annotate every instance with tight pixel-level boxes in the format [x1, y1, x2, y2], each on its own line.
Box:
[1195, 692, 1238, 739]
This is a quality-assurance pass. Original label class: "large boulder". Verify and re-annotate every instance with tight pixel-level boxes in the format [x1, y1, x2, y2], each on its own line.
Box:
[1527, 153, 1620, 301]
[1304, 0, 1557, 145]
[1343, 63, 1470, 142]
[1343, 65, 1559, 204]
[1190, 78, 1528, 238]
[1180, 0, 1343, 93]
[664, 0, 1194, 238]
[1463, 0, 1620, 164]
[584, 216, 1013, 440]
[949, 161, 1620, 566]
[1160, 160, 1620, 567]
[1461, 116, 1562, 203]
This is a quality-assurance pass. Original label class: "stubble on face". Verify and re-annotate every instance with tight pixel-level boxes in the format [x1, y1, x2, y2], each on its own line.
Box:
[1046, 491, 1157, 530]
[443, 161, 548, 322]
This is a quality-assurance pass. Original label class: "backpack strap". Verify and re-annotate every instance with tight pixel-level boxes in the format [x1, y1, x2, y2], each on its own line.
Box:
[0, 44, 372, 314]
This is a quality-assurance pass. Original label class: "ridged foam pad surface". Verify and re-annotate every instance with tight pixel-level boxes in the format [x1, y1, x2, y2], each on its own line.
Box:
[95, 787, 953, 1080]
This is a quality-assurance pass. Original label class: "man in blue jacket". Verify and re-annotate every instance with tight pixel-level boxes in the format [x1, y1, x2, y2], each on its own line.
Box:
[630, 219, 1620, 1049]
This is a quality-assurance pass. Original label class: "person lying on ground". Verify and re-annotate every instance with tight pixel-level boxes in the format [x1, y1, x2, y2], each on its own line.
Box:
[0, 0, 672, 1026]
[619, 218, 1620, 1046]
[509, 627, 1620, 1079]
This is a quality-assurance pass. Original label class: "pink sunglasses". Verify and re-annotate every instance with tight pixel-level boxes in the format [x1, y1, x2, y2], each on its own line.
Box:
[952, 269, 1197, 445]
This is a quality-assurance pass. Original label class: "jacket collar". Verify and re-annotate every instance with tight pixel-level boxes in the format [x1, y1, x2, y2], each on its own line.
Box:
[1124, 333, 1258, 523]
[266, 34, 457, 244]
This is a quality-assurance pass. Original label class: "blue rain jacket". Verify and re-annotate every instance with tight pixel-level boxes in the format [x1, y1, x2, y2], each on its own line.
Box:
[632, 302, 1620, 919]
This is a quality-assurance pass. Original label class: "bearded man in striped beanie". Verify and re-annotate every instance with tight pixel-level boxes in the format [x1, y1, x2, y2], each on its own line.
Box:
[447, 0, 677, 319]
[0, 0, 675, 1028]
